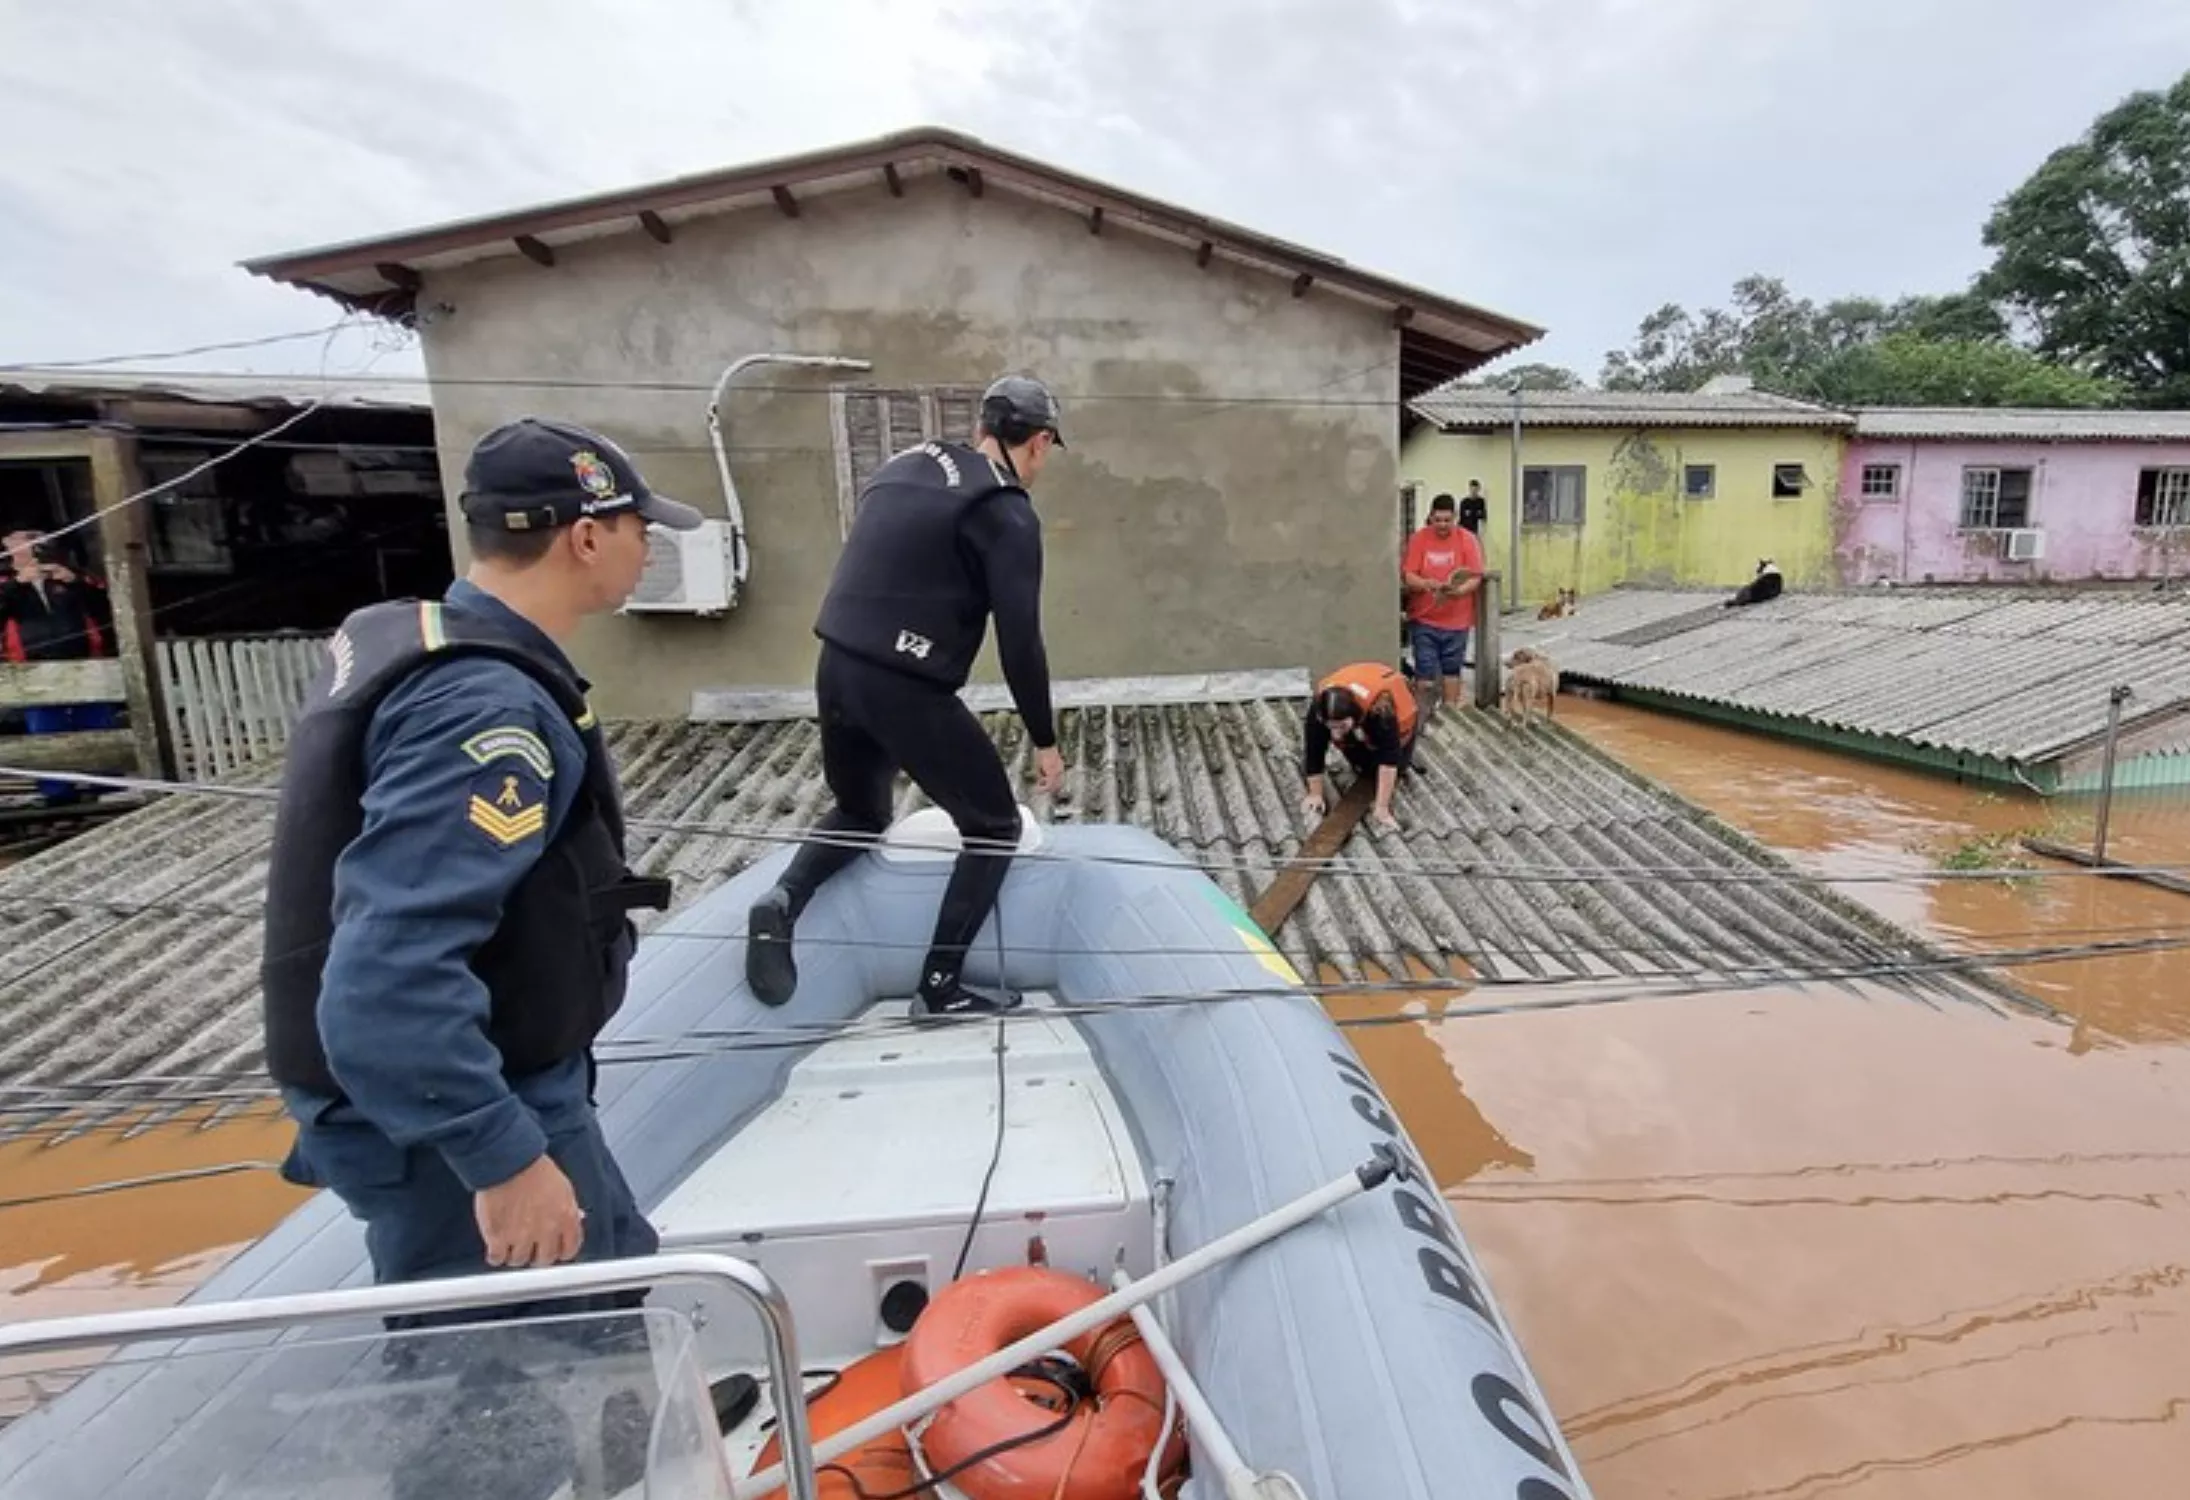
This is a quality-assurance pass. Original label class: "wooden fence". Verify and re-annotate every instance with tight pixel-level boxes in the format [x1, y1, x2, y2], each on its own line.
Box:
[158, 633, 331, 782]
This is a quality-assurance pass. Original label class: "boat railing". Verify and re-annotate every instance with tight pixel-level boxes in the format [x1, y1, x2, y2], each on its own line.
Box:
[0, 1250, 818, 1500]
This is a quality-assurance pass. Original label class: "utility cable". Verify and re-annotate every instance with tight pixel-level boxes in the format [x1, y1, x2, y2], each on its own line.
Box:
[2, 763, 2184, 890]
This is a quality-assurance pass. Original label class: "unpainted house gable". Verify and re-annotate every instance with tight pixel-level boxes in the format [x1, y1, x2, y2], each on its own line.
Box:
[413, 177, 1405, 717]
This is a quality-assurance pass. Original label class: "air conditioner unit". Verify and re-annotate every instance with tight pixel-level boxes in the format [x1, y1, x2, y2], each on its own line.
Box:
[2005, 528, 2046, 563]
[620, 519, 734, 616]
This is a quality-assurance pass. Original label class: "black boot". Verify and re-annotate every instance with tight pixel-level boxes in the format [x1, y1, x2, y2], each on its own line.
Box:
[745, 887, 798, 1007]
[913, 974, 1023, 1021]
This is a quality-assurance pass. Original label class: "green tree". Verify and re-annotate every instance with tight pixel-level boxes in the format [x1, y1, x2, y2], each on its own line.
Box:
[1978, 70, 2190, 406]
[1466, 361, 1585, 391]
[1598, 276, 2114, 407]
[1806, 334, 2121, 408]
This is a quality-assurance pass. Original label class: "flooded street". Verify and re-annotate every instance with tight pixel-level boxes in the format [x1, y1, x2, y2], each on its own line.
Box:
[1408, 699, 2190, 1498]
[6, 699, 2190, 1497]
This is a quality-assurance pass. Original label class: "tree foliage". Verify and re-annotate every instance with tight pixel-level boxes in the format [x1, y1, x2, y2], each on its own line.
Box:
[1978, 70, 2190, 407]
[1465, 361, 1585, 391]
[1596, 275, 2116, 408]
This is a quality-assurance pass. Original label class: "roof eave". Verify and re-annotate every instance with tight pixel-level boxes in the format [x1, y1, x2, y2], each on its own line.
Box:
[242, 126, 1545, 360]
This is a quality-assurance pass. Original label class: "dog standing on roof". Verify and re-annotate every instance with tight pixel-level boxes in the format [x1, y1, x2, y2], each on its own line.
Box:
[1723, 559, 1783, 608]
[1501, 648, 1559, 723]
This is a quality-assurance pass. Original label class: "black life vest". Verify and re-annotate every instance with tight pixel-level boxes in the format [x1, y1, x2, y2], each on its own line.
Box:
[259, 598, 669, 1096]
[813, 440, 1026, 689]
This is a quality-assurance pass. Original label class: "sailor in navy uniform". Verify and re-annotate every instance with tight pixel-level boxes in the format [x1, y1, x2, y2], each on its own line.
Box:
[262, 419, 700, 1325]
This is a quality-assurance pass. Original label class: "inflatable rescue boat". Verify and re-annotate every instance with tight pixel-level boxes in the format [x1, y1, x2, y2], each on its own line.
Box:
[0, 813, 1593, 1500]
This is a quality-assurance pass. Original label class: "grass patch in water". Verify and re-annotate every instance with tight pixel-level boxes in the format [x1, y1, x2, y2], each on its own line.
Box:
[1930, 828, 2044, 885]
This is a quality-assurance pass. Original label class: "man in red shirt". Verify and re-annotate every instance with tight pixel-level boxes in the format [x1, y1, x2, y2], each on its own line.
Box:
[1401, 493, 1484, 715]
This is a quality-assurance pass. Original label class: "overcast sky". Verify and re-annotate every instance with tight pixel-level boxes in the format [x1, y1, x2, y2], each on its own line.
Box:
[5, 0, 2187, 385]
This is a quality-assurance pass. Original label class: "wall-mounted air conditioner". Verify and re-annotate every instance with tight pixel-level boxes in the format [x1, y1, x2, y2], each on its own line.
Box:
[620, 520, 734, 616]
[2005, 528, 2046, 563]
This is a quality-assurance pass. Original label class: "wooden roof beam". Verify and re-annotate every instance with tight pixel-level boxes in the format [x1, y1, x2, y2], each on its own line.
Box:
[884, 162, 905, 198]
[1195, 240, 1213, 269]
[1087, 205, 1104, 235]
[772, 185, 801, 219]
[639, 210, 673, 244]
[1292, 272, 1314, 299]
[514, 235, 555, 268]
[374, 262, 421, 292]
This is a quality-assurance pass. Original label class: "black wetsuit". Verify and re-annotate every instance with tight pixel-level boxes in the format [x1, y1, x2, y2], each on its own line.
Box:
[770, 440, 1055, 1001]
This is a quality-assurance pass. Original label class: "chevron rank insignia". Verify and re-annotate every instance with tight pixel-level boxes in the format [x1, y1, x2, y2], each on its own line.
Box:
[467, 763, 548, 848]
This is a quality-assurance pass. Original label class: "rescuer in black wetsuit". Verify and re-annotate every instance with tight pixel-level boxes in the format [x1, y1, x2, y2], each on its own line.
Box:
[744, 375, 1068, 1017]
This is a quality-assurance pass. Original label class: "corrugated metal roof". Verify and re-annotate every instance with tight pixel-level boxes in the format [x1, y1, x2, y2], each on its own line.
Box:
[1410, 386, 1853, 432]
[0, 699, 2010, 1117]
[1854, 407, 2190, 442]
[1510, 586, 2190, 764]
[0, 368, 428, 413]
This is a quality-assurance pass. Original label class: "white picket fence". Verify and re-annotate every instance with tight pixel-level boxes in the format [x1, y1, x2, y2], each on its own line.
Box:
[158, 633, 332, 782]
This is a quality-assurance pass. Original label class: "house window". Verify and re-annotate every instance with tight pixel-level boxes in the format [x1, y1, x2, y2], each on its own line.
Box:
[1399, 482, 1420, 539]
[830, 384, 985, 535]
[2136, 468, 2190, 528]
[1860, 464, 1901, 502]
[1771, 463, 1810, 499]
[1959, 466, 2033, 530]
[1683, 464, 1716, 500]
[140, 449, 234, 575]
[1521, 466, 1586, 526]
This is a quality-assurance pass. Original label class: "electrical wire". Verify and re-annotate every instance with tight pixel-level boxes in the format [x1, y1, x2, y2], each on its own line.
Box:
[829, 1368, 1081, 1500]
[0, 325, 357, 373]
[14, 887, 2190, 978]
[2, 763, 2184, 890]
[23, 321, 398, 550]
[953, 1017, 1011, 1284]
[4, 927, 2175, 1126]
[0, 1159, 282, 1210]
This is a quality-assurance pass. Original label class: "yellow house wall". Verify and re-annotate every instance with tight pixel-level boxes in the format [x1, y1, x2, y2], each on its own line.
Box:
[1398, 425, 1844, 610]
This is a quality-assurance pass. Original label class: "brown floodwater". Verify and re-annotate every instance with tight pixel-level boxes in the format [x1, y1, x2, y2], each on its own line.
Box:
[6, 699, 2190, 1497]
[1380, 698, 2190, 1499]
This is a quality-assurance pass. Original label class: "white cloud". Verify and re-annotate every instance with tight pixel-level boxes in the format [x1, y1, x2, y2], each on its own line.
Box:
[3, 0, 2186, 380]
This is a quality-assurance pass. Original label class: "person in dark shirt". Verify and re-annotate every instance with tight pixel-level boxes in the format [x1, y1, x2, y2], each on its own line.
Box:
[2, 529, 120, 805]
[1301, 661, 1420, 832]
[745, 375, 1068, 1017]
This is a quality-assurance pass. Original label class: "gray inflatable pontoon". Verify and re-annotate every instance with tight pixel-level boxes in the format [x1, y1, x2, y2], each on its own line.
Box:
[0, 813, 1592, 1500]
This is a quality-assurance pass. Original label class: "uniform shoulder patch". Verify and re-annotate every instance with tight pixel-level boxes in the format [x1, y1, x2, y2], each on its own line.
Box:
[466, 763, 549, 849]
[461, 725, 555, 781]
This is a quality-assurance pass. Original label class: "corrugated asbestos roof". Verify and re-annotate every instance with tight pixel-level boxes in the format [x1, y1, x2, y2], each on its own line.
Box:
[1409, 386, 1853, 432]
[0, 368, 428, 413]
[0, 699, 2015, 1121]
[1510, 586, 2190, 765]
[1853, 407, 2190, 442]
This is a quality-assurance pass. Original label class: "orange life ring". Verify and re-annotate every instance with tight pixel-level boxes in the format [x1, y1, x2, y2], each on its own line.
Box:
[900, 1266, 1187, 1500]
[748, 1346, 919, 1500]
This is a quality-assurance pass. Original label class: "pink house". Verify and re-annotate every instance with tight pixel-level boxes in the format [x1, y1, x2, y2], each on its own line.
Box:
[1837, 408, 2190, 585]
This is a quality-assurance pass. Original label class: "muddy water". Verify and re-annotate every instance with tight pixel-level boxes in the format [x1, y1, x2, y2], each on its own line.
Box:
[1352, 698, 2190, 1499]
[0, 1108, 309, 1420]
[8, 700, 2190, 1496]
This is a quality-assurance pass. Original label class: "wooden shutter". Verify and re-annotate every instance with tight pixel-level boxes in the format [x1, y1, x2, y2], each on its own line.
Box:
[933, 387, 984, 445]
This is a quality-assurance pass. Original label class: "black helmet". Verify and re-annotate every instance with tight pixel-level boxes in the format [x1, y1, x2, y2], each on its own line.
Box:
[979, 374, 1065, 448]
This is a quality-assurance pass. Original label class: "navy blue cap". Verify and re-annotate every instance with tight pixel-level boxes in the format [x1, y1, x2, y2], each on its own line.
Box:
[980, 375, 1065, 448]
[459, 417, 703, 533]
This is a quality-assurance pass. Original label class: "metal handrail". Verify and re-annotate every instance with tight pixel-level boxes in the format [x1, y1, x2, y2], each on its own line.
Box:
[0, 1250, 817, 1500]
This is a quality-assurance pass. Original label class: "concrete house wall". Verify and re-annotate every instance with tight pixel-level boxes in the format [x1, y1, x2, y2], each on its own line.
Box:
[1838, 437, 2190, 585]
[1400, 424, 1844, 606]
[413, 182, 1403, 719]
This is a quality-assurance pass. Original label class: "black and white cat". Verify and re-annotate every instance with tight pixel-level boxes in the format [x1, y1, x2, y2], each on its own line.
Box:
[1724, 559, 1784, 608]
